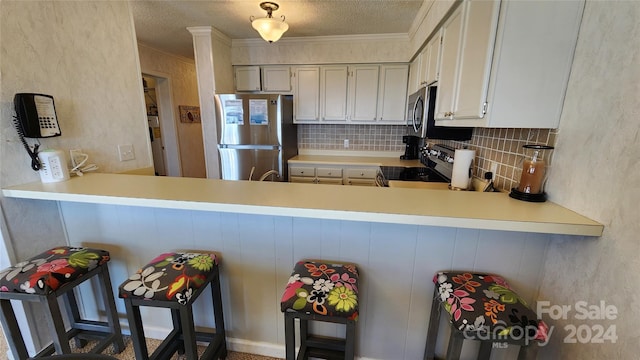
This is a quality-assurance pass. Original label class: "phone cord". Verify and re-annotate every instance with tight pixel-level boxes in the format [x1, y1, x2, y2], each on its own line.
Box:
[14, 116, 41, 170]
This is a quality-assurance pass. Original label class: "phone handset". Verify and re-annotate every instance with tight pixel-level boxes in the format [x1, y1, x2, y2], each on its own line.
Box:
[12, 93, 62, 171]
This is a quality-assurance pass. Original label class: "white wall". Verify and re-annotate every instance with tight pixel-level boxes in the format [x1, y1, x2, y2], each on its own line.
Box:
[0, 0, 149, 352]
[538, 1, 640, 358]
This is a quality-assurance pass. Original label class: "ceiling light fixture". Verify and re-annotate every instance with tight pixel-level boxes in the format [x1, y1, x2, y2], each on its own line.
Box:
[250, 2, 289, 43]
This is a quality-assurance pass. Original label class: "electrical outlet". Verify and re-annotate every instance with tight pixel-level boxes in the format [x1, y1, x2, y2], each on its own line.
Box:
[344, 139, 349, 148]
[490, 162, 498, 180]
[118, 144, 135, 161]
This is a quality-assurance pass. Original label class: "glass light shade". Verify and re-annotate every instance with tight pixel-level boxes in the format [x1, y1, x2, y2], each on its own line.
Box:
[251, 17, 289, 43]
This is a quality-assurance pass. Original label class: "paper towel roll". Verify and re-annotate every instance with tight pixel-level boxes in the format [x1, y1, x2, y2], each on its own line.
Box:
[451, 149, 475, 190]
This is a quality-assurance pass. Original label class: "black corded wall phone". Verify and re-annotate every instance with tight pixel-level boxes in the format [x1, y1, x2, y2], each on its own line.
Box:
[12, 93, 61, 170]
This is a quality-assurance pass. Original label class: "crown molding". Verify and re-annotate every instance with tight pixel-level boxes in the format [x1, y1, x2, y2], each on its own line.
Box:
[232, 33, 409, 47]
[187, 26, 232, 47]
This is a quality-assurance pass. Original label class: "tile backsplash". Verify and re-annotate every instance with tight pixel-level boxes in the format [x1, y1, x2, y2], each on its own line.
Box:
[297, 125, 558, 191]
[437, 128, 558, 191]
[297, 124, 407, 152]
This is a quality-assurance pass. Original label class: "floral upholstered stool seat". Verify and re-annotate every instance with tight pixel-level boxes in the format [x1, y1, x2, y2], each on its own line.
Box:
[0, 246, 124, 359]
[424, 271, 548, 360]
[280, 260, 360, 360]
[118, 252, 227, 360]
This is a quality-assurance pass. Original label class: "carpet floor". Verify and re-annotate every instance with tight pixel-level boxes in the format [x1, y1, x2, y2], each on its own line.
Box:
[0, 326, 282, 359]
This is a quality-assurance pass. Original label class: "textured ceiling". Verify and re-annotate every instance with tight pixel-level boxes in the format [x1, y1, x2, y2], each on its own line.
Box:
[131, 0, 426, 59]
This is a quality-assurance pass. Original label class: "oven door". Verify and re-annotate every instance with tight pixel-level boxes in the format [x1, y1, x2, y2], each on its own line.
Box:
[406, 87, 427, 138]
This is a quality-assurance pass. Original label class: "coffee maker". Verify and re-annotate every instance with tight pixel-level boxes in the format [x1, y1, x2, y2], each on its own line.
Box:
[400, 135, 420, 160]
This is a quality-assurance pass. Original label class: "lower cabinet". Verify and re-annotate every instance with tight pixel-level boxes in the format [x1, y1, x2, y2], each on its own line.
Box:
[289, 164, 380, 186]
[344, 168, 379, 186]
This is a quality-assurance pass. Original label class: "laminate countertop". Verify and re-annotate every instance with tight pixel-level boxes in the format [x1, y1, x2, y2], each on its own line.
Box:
[2, 173, 603, 237]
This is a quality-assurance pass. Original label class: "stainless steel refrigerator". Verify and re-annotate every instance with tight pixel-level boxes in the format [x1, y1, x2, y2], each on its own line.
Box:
[214, 94, 297, 181]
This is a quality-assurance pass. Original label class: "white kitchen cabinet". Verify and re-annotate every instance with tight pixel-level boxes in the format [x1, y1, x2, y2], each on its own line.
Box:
[423, 29, 442, 87]
[234, 66, 261, 92]
[440, 0, 498, 121]
[434, 0, 584, 128]
[320, 66, 349, 121]
[348, 65, 380, 122]
[289, 166, 343, 185]
[293, 63, 409, 124]
[408, 53, 423, 94]
[344, 167, 379, 186]
[235, 65, 291, 92]
[261, 66, 291, 92]
[410, 30, 443, 95]
[376, 64, 409, 123]
[289, 164, 379, 186]
[293, 66, 320, 123]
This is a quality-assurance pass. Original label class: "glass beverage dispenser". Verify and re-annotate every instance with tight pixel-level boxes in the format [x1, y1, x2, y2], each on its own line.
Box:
[509, 145, 554, 202]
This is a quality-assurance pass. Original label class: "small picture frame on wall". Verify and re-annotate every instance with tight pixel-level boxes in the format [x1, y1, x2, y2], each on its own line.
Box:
[179, 105, 201, 123]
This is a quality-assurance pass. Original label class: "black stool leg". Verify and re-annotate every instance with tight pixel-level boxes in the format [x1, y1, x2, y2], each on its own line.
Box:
[345, 319, 356, 360]
[424, 287, 442, 360]
[446, 332, 464, 360]
[171, 308, 185, 355]
[284, 312, 296, 360]
[518, 343, 539, 360]
[42, 292, 72, 355]
[62, 290, 88, 349]
[478, 341, 492, 359]
[98, 265, 125, 353]
[0, 299, 30, 360]
[179, 304, 198, 360]
[210, 269, 227, 358]
[125, 300, 149, 360]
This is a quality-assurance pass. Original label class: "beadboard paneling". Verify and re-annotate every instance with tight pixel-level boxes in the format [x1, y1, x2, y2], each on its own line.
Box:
[60, 201, 549, 360]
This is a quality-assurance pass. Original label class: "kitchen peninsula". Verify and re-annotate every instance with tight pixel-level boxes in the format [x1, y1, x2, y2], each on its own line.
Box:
[2, 174, 602, 359]
[2, 173, 601, 236]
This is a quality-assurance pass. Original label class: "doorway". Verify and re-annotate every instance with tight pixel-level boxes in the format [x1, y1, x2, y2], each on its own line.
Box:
[142, 73, 182, 176]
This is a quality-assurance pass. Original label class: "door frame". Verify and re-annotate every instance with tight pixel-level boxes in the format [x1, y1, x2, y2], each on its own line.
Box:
[142, 72, 182, 177]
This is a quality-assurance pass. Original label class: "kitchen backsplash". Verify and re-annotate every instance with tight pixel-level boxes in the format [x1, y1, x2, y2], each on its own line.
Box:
[297, 125, 558, 191]
[297, 124, 407, 152]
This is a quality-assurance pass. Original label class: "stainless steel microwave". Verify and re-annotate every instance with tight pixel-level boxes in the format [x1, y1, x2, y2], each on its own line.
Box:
[406, 86, 473, 140]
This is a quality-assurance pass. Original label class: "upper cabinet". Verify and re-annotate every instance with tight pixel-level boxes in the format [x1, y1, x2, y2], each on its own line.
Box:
[293, 66, 320, 122]
[234, 65, 292, 93]
[376, 65, 409, 123]
[294, 64, 408, 124]
[320, 66, 349, 121]
[348, 65, 380, 122]
[408, 29, 442, 94]
[433, 0, 584, 128]
[234, 66, 261, 92]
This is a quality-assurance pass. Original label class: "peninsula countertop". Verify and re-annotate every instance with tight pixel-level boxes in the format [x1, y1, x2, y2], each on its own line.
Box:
[1, 173, 603, 236]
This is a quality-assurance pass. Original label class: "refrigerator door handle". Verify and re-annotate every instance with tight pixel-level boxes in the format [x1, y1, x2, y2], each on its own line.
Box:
[218, 144, 280, 150]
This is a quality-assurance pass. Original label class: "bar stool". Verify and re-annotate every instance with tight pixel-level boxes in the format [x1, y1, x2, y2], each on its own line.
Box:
[280, 260, 360, 360]
[424, 271, 548, 360]
[0, 246, 124, 359]
[119, 252, 227, 360]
